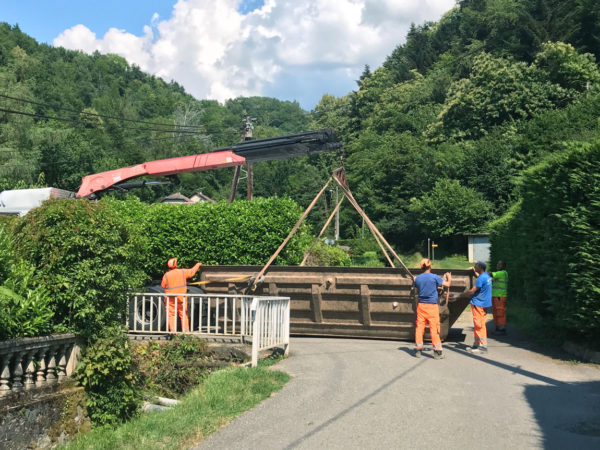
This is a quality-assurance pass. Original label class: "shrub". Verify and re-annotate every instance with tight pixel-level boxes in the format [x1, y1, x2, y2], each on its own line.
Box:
[13, 199, 148, 338]
[131, 335, 215, 398]
[302, 241, 351, 267]
[490, 140, 600, 342]
[0, 225, 54, 339]
[74, 327, 140, 427]
[0, 262, 54, 340]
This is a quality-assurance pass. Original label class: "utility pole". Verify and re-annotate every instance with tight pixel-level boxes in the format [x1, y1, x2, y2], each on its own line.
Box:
[229, 115, 255, 203]
[243, 115, 254, 201]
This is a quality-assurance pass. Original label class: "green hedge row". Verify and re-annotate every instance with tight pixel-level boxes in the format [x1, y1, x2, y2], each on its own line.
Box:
[106, 196, 312, 279]
[489, 140, 600, 341]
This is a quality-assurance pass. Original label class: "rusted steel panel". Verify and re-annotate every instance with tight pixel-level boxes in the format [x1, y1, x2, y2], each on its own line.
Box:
[200, 266, 473, 341]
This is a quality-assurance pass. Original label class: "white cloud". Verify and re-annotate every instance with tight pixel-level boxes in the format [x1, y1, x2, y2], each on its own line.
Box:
[53, 0, 455, 109]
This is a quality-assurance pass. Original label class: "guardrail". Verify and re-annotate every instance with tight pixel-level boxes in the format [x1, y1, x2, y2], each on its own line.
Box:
[0, 334, 79, 397]
[128, 293, 290, 366]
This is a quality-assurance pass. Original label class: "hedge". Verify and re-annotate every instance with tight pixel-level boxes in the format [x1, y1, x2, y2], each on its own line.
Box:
[106, 196, 312, 279]
[489, 140, 600, 341]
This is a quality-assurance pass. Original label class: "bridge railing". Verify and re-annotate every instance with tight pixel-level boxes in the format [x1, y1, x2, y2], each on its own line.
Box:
[0, 334, 80, 397]
[127, 293, 290, 366]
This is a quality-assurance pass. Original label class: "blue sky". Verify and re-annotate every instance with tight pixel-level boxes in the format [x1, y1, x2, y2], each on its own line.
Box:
[1, 0, 455, 110]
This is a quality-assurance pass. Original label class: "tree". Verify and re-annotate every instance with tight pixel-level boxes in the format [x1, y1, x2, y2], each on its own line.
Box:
[409, 179, 495, 237]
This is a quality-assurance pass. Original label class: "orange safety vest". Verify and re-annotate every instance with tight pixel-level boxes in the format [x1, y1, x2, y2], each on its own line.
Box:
[162, 269, 188, 294]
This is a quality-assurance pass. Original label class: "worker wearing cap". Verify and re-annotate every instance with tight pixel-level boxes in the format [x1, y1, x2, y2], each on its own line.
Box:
[490, 261, 508, 335]
[464, 261, 492, 354]
[413, 258, 451, 359]
[161, 258, 202, 332]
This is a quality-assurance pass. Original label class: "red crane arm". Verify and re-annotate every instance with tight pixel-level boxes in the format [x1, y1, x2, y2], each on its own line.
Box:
[76, 129, 343, 198]
[76, 150, 245, 198]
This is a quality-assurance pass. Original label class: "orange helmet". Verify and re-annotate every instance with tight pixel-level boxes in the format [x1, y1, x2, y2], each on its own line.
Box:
[167, 258, 178, 269]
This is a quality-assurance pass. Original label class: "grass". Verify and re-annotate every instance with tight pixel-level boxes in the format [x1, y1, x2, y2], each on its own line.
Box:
[63, 362, 290, 450]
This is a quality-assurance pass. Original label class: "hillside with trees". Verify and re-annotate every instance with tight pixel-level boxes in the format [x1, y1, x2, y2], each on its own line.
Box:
[1, 0, 599, 254]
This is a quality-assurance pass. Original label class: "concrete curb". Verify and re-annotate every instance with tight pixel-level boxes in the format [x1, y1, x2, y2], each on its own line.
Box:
[562, 341, 600, 364]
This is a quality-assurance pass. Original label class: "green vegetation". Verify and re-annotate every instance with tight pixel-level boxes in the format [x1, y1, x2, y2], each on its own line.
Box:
[108, 196, 312, 279]
[64, 362, 289, 450]
[74, 327, 141, 427]
[131, 336, 216, 399]
[490, 141, 600, 343]
[12, 199, 147, 338]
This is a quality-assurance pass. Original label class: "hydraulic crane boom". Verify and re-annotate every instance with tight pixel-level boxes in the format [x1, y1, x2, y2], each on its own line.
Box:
[76, 129, 342, 198]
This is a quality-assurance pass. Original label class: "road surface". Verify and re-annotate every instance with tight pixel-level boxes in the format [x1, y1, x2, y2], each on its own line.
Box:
[195, 311, 600, 449]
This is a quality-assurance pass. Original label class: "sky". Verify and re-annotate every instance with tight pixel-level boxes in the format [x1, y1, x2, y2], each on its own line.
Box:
[1, 0, 456, 110]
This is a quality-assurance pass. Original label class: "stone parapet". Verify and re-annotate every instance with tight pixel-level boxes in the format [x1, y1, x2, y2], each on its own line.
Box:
[0, 334, 80, 399]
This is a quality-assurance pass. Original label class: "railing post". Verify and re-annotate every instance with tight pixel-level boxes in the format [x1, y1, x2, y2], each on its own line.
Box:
[251, 297, 259, 367]
[23, 350, 36, 390]
[0, 353, 12, 396]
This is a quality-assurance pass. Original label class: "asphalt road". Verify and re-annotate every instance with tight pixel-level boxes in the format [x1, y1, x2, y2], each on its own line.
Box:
[194, 312, 600, 449]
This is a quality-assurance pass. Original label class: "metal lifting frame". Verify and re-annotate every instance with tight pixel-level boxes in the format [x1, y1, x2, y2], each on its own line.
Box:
[251, 168, 413, 291]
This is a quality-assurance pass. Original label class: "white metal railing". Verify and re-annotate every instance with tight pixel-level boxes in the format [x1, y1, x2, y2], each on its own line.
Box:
[127, 293, 290, 366]
[248, 296, 290, 367]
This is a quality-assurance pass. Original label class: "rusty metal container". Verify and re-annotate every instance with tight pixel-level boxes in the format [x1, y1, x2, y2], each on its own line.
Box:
[200, 266, 474, 340]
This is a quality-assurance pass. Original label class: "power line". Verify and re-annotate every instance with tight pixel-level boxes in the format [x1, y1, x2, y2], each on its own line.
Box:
[0, 107, 202, 135]
[0, 93, 206, 131]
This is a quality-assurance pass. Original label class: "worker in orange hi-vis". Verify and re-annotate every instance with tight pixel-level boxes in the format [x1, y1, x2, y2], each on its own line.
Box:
[463, 261, 493, 355]
[413, 258, 452, 359]
[161, 258, 202, 332]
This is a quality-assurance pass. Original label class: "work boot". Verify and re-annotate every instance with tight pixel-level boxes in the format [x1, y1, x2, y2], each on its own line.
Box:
[413, 348, 422, 358]
[469, 346, 488, 355]
[433, 350, 444, 360]
[493, 328, 507, 335]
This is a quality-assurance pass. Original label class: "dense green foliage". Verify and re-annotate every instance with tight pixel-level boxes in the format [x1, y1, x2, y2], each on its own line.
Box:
[131, 335, 215, 399]
[0, 225, 54, 339]
[11, 199, 147, 338]
[0, 195, 310, 339]
[490, 141, 600, 341]
[302, 241, 352, 267]
[74, 326, 141, 427]
[106, 196, 312, 279]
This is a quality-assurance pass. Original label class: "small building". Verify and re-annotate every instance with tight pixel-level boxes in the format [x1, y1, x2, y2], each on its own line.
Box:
[189, 191, 215, 203]
[160, 192, 193, 204]
[161, 191, 215, 205]
[466, 233, 490, 263]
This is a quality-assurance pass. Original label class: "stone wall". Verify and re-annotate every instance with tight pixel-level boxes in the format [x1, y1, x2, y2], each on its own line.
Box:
[0, 381, 90, 449]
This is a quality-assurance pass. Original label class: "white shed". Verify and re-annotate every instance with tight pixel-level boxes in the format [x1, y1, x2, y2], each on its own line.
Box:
[466, 233, 490, 263]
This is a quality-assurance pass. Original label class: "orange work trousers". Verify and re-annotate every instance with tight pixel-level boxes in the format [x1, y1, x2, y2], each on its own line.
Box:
[492, 296, 507, 328]
[472, 305, 487, 347]
[164, 295, 189, 332]
[415, 303, 442, 351]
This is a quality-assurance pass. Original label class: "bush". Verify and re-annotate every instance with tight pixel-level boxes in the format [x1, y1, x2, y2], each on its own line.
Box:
[74, 327, 141, 427]
[0, 225, 54, 339]
[490, 140, 600, 342]
[131, 335, 215, 398]
[13, 199, 148, 338]
[302, 241, 351, 267]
